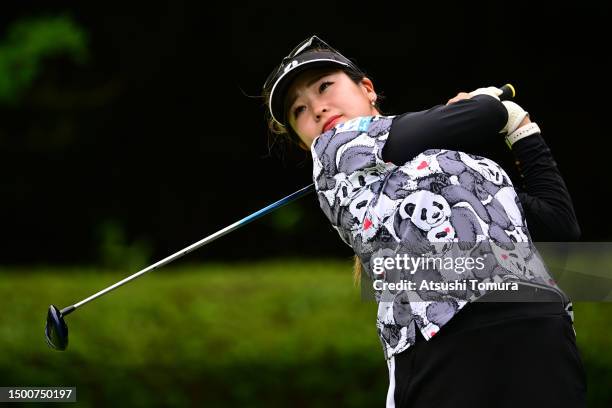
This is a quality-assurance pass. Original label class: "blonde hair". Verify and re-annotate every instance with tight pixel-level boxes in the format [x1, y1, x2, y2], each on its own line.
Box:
[353, 254, 363, 286]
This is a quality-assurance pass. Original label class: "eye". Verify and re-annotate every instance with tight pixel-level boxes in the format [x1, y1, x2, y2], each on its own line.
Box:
[293, 105, 306, 118]
[319, 81, 333, 93]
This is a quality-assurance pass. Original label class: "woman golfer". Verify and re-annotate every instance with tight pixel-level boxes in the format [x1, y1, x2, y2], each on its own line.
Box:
[262, 35, 586, 407]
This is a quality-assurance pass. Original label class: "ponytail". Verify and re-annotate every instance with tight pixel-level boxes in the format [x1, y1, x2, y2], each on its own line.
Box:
[353, 255, 363, 287]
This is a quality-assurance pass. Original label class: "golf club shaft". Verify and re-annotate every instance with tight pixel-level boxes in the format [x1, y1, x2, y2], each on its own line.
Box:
[60, 183, 315, 316]
[60, 83, 516, 317]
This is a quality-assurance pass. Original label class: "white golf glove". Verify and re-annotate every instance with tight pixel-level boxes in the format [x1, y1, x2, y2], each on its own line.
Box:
[469, 86, 503, 100]
[500, 100, 529, 135]
[469, 86, 539, 148]
[469, 86, 530, 134]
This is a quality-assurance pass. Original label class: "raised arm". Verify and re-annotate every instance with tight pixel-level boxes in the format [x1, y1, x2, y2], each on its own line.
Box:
[381, 94, 507, 164]
[381, 91, 580, 241]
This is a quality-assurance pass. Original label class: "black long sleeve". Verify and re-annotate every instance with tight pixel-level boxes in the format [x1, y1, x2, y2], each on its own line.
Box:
[510, 134, 581, 241]
[381, 95, 507, 163]
[381, 95, 580, 241]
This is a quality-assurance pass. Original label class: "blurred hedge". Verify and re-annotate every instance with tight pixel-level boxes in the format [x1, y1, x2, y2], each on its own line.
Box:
[0, 260, 610, 407]
[0, 15, 88, 104]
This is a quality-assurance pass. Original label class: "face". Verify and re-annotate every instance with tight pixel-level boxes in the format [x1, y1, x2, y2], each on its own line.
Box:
[285, 68, 378, 150]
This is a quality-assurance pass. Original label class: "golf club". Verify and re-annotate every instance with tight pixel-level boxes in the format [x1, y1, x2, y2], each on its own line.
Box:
[45, 84, 516, 351]
[45, 183, 314, 350]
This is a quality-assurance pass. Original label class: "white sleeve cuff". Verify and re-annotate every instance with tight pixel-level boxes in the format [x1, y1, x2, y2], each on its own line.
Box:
[505, 122, 541, 149]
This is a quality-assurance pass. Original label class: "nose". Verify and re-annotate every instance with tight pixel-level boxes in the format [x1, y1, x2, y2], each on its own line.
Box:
[313, 104, 328, 121]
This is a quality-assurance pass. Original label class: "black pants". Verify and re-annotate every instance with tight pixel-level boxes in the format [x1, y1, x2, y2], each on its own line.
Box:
[387, 288, 587, 407]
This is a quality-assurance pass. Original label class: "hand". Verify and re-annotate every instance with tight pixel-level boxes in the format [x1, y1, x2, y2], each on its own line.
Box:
[501, 101, 530, 134]
[446, 92, 471, 105]
[469, 86, 503, 100]
[446, 86, 503, 105]
[516, 115, 531, 129]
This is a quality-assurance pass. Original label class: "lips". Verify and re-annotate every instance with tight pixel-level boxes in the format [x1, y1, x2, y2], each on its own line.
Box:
[322, 115, 342, 133]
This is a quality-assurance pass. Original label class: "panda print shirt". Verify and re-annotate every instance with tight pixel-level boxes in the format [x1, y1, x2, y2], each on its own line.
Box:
[310, 115, 572, 360]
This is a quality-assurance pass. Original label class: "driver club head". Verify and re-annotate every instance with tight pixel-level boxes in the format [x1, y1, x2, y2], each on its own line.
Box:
[45, 305, 68, 351]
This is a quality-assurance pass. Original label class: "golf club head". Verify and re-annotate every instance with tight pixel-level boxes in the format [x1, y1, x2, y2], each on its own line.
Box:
[45, 305, 68, 351]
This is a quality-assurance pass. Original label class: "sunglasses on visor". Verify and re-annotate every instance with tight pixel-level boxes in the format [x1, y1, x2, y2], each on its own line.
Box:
[263, 35, 349, 91]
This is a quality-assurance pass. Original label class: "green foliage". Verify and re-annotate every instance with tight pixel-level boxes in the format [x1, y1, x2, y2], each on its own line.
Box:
[96, 220, 152, 271]
[0, 261, 610, 406]
[0, 14, 88, 104]
[269, 202, 304, 232]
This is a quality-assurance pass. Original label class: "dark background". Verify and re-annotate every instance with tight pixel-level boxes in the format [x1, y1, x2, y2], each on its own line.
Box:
[1, 2, 609, 265]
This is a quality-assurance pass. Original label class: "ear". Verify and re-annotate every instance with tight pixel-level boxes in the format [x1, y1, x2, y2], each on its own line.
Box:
[360, 77, 377, 103]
